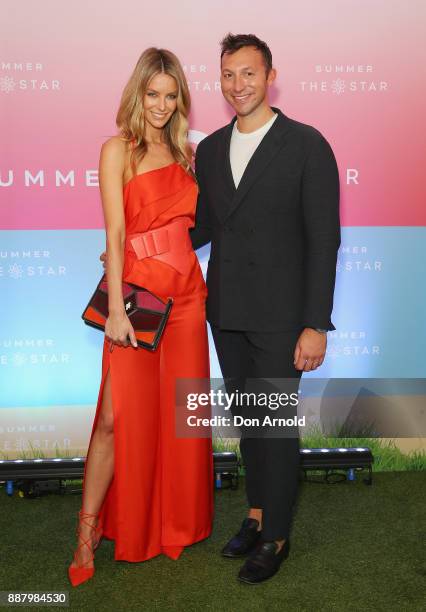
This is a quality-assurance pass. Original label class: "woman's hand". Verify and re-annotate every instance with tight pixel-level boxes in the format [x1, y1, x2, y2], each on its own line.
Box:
[105, 311, 138, 350]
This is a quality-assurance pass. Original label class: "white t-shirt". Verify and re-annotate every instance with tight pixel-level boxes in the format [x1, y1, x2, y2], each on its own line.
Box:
[230, 113, 278, 188]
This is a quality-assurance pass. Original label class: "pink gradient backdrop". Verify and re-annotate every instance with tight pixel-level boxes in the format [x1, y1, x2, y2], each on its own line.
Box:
[1, 0, 425, 229]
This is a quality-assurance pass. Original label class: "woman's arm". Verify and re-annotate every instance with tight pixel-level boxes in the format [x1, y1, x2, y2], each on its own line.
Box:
[99, 137, 137, 348]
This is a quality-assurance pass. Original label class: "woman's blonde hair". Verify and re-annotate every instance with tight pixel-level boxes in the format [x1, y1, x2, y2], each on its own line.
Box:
[116, 48, 193, 176]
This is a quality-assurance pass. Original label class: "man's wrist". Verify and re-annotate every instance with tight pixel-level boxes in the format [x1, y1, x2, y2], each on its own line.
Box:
[304, 327, 328, 334]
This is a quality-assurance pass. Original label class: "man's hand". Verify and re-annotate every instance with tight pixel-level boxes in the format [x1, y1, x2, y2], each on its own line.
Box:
[100, 251, 107, 269]
[294, 328, 327, 371]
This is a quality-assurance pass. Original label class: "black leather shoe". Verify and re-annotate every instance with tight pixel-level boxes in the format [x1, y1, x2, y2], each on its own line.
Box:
[221, 518, 262, 558]
[237, 539, 290, 584]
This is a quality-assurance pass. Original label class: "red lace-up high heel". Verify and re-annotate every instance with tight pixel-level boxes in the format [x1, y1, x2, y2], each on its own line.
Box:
[68, 510, 102, 587]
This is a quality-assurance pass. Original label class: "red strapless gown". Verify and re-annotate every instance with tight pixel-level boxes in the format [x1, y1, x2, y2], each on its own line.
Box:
[82, 162, 213, 562]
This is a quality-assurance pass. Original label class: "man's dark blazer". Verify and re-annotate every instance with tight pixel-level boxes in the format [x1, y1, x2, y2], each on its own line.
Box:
[190, 107, 341, 332]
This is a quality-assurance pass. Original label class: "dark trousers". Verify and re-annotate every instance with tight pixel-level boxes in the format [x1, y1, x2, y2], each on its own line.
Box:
[211, 325, 303, 541]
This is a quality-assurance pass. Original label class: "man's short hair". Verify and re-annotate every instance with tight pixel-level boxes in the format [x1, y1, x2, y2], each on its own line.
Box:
[220, 33, 273, 74]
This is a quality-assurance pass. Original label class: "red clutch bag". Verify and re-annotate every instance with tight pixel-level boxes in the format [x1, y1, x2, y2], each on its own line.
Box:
[82, 275, 173, 351]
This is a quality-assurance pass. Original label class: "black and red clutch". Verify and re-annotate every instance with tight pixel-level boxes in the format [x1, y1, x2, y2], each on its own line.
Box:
[82, 275, 173, 351]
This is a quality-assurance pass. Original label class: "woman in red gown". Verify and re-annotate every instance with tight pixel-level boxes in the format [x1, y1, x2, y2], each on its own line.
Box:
[68, 48, 213, 587]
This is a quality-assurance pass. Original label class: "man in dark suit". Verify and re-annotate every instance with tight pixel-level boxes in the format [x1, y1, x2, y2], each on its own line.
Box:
[190, 33, 340, 584]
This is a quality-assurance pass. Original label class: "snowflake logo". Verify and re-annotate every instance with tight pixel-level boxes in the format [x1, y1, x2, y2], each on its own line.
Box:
[331, 79, 346, 95]
[0, 76, 16, 93]
[8, 263, 23, 278]
[326, 345, 340, 359]
[12, 353, 27, 367]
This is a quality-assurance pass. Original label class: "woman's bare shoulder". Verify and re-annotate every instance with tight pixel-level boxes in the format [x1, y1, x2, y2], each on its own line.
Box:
[99, 137, 132, 174]
[100, 135, 129, 156]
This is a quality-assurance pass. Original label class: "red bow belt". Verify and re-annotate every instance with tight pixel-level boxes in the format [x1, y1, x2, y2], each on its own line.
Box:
[125, 217, 193, 275]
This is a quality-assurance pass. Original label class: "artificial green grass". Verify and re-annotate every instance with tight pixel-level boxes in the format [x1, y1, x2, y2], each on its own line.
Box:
[3, 431, 425, 474]
[213, 434, 426, 472]
[0, 472, 424, 611]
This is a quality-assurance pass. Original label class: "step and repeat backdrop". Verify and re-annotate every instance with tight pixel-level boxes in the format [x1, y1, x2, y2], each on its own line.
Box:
[1, 1, 425, 456]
